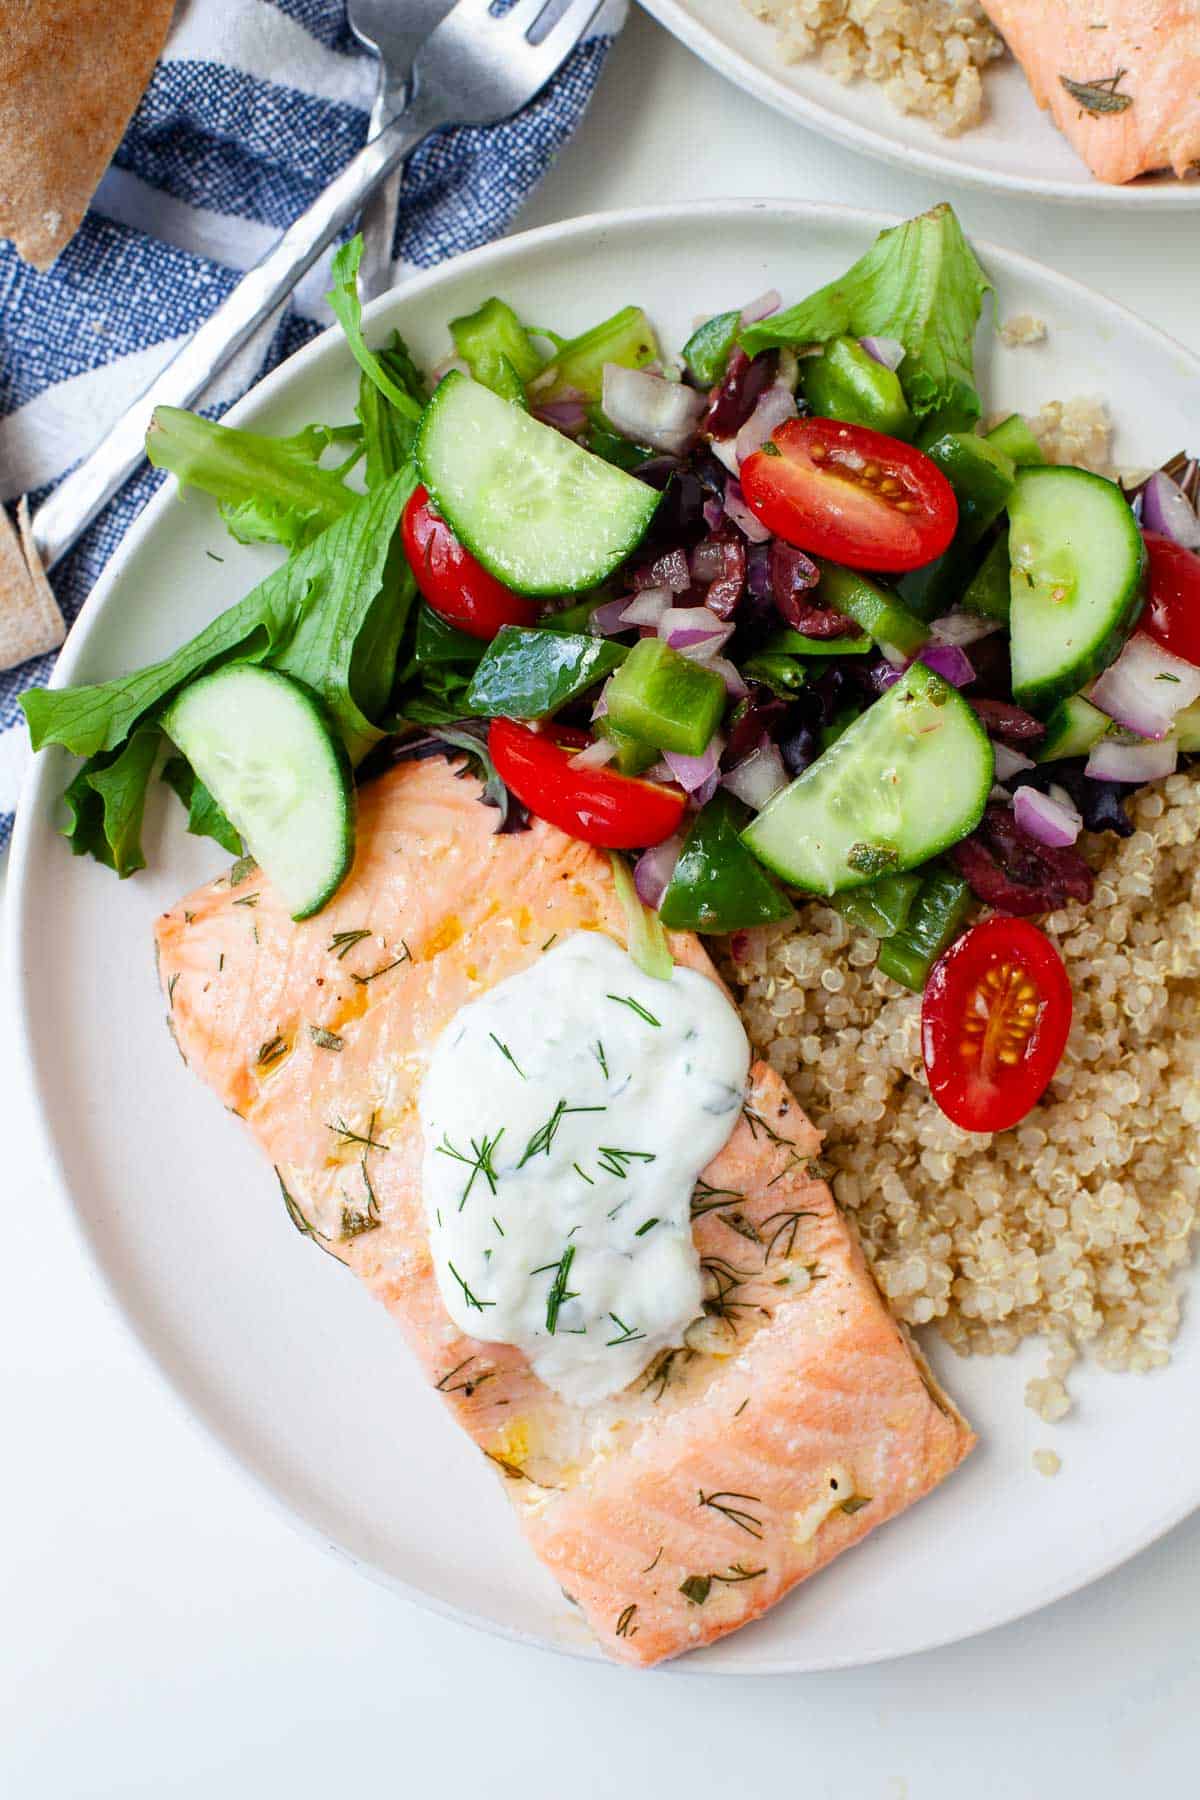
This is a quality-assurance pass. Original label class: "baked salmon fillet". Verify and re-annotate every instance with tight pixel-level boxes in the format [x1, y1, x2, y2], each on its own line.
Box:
[156, 755, 974, 1666]
[983, 0, 1200, 183]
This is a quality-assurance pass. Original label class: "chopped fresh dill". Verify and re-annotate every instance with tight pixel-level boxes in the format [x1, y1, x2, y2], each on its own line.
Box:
[328, 928, 371, 960]
[573, 1162, 595, 1185]
[232, 892, 260, 909]
[448, 1261, 494, 1312]
[691, 1178, 744, 1217]
[679, 1575, 711, 1606]
[698, 1489, 764, 1540]
[634, 1217, 659, 1237]
[742, 1105, 792, 1146]
[733, 1398, 749, 1419]
[492, 1216, 505, 1237]
[606, 992, 661, 1027]
[761, 1208, 819, 1260]
[275, 1168, 333, 1253]
[714, 1563, 767, 1584]
[257, 1035, 288, 1067]
[541, 933, 558, 951]
[489, 1033, 526, 1079]
[326, 1111, 387, 1152]
[217, 953, 224, 973]
[435, 1356, 494, 1398]
[351, 942, 411, 986]
[595, 1146, 656, 1180]
[718, 1210, 761, 1245]
[310, 1025, 344, 1051]
[518, 1099, 605, 1168]
[840, 1494, 873, 1516]
[615, 1603, 639, 1639]
[230, 854, 257, 888]
[642, 1546, 663, 1575]
[437, 1129, 505, 1207]
[167, 972, 179, 1009]
[340, 1156, 382, 1239]
[640, 1346, 692, 1402]
[539, 1245, 578, 1335]
[593, 1040, 608, 1078]
[205, 550, 224, 563]
[606, 1313, 647, 1347]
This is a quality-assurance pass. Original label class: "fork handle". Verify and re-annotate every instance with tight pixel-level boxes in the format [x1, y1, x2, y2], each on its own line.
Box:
[29, 91, 441, 573]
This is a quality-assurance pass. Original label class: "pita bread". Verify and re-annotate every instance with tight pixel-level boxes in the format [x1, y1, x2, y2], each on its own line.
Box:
[0, 499, 66, 671]
[0, 0, 176, 270]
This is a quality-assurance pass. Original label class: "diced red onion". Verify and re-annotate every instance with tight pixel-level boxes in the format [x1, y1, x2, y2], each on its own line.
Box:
[919, 643, 976, 688]
[930, 610, 1006, 648]
[704, 656, 749, 699]
[591, 684, 610, 721]
[601, 363, 706, 456]
[634, 833, 685, 909]
[710, 437, 740, 476]
[567, 738, 619, 771]
[665, 735, 725, 793]
[621, 587, 672, 627]
[1085, 735, 1178, 782]
[590, 597, 635, 637]
[858, 335, 905, 372]
[533, 398, 588, 437]
[993, 743, 1035, 781]
[874, 664, 904, 691]
[722, 739, 788, 810]
[1141, 470, 1200, 550]
[702, 496, 725, 532]
[1089, 631, 1200, 740]
[673, 627, 730, 650]
[735, 383, 797, 464]
[723, 478, 771, 543]
[1014, 784, 1082, 848]
[692, 532, 746, 620]
[635, 548, 691, 595]
[739, 288, 782, 326]
[658, 605, 730, 653]
[989, 784, 1014, 806]
[691, 770, 722, 808]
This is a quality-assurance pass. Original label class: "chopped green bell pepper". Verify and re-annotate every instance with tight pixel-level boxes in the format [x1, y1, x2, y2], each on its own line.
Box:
[816, 563, 930, 660]
[985, 412, 1045, 468]
[923, 431, 1016, 544]
[740, 652, 807, 696]
[450, 298, 543, 405]
[803, 336, 914, 439]
[465, 626, 625, 719]
[534, 305, 658, 404]
[598, 716, 659, 774]
[1037, 693, 1110, 763]
[831, 871, 921, 938]
[876, 865, 971, 989]
[961, 533, 1011, 620]
[659, 793, 792, 932]
[682, 310, 741, 388]
[605, 638, 726, 757]
[766, 626, 873, 657]
[410, 604, 486, 671]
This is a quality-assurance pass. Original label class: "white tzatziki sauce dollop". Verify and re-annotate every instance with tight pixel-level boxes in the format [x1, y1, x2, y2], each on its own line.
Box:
[419, 931, 750, 1406]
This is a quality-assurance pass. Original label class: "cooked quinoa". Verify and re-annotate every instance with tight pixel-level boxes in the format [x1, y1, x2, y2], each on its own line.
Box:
[741, 0, 1006, 135]
[725, 771, 1200, 1418]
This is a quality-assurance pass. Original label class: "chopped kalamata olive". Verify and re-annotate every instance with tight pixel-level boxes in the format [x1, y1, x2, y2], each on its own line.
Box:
[969, 698, 1047, 746]
[703, 348, 776, 439]
[951, 804, 1093, 915]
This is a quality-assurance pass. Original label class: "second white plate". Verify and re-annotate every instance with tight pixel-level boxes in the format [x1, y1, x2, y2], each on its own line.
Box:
[638, 0, 1200, 207]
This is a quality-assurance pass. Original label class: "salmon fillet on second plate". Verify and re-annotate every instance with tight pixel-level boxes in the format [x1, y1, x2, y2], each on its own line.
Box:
[984, 0, 1200, 183]
[156, 754, 973, 1667]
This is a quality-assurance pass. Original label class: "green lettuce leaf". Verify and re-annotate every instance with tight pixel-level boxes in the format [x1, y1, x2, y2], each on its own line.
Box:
[327, 237, 426, 423]
[161, 755, 242, 855]
[740, 203, 992, 420]
[63, 724, 161, 878]
[357, 332, 429, 487]
[147, 407, 361, 550]
[22, 472, 411, 764]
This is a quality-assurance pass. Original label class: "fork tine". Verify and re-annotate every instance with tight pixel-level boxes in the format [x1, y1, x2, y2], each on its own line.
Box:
[517, 0, 605, 82]
[499, 0, 559, 35]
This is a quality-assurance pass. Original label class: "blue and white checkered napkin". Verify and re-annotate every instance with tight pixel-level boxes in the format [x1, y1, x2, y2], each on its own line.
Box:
[0, 0, 623, 846]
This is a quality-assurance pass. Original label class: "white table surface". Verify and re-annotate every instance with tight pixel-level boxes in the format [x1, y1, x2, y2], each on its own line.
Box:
[4, 13, 1200, 1795]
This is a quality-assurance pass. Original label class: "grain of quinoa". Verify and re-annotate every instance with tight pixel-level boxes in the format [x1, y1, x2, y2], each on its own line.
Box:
[725, 772, 1200, 1417]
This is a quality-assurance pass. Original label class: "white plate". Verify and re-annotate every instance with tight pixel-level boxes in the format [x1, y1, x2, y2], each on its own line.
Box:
[10, 202, 1200, 1674]
[638, 0, 1200, 208]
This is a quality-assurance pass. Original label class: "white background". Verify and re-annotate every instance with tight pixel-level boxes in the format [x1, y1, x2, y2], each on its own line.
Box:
[4, 12, 1200, 1795]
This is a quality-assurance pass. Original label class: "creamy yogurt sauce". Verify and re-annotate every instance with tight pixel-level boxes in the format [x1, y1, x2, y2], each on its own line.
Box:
[419, 931, 750, 1405]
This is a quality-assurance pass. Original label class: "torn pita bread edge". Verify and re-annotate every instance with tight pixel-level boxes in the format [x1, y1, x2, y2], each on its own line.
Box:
[0, 499, 66, 671]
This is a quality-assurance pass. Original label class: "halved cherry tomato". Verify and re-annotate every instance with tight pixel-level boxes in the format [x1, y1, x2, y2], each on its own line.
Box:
[1140, 531, 1200, 668]
[739, 417, 958, 573]
[402, 484, 540, 641]
[921, 917, 1072, 1134]
[488, 719, 686, 849]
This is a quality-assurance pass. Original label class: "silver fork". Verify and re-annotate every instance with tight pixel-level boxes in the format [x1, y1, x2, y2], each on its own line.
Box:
[29, 0, 605, 576]
[348, 0, 454, 302]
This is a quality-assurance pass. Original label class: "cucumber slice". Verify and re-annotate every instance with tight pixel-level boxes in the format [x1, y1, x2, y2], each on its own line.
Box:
[741, 662, 993, 894]
[985, 413, 1045, 468]
[1173, 700, 1200, 753]
[162, 665, 353, 920]
[416, 372, 659, 595]
[1008, 465, 1146, 716]
[1037, 693, 1110, 763]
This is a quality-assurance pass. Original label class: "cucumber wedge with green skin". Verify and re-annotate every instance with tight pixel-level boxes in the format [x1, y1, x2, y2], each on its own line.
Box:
[162, 665, 353, 921]
[416, 372, 659, 595]
[1174, 701, 1200, 753]
[1037, 693, 1111, 763]
[741, 662, 993, 895]
[1008, 465, 1146, 716]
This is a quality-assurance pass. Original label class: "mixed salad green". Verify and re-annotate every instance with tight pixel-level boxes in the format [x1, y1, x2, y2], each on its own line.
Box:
[22, 204, 1200, 1127]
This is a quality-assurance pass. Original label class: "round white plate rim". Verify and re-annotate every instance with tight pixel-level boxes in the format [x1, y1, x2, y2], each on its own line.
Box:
[8, 198, 1200, 1676]
[635, 0, 1200, 209]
